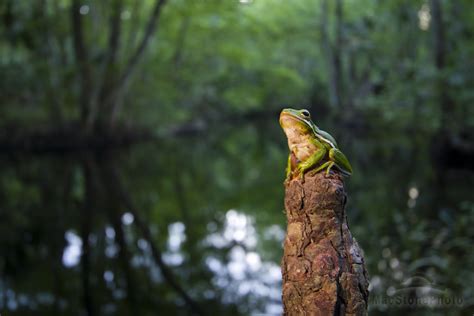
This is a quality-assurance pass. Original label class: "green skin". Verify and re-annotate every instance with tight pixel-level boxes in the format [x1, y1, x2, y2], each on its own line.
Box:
[279, 108, 352, 180]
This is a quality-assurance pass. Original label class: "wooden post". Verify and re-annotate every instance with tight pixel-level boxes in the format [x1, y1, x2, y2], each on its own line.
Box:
[281, 172, 369, 315]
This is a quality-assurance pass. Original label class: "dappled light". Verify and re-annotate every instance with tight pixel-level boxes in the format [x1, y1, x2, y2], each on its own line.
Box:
[62, 230, 83, 268]
[204, 210, 283, 314]
[0, 0, 473, 315]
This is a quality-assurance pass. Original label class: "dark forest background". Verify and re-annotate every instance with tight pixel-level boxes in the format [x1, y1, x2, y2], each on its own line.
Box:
[0, 0, 473, 315]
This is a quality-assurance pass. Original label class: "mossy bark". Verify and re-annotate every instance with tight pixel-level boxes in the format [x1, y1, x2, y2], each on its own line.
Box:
[281, 172, 369, 315]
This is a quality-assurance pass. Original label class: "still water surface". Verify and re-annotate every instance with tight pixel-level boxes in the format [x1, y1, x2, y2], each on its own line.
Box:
[1, 120, 472, 315]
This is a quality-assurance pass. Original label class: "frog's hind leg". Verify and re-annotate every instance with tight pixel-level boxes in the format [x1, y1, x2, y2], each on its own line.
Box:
[329, 148, 352, 175]
[311, 148, 351, 176]
[325, 161, 335, 175]
[310, 160, 333, 175]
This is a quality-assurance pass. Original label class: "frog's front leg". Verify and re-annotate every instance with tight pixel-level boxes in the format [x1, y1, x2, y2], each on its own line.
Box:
[297, 147, 327, 179]
[285, 154, 292, 182]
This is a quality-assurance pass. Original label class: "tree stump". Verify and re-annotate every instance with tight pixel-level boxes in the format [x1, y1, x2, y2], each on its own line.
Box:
[281, 172, 369, 315]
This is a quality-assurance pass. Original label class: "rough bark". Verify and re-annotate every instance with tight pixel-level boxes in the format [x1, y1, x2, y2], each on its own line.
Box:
[281, 172, 369, 316]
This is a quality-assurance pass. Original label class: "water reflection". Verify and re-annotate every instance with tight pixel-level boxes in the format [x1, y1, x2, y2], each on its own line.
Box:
[205, 210, 283, 314]
[121, 213, 134, 226]
[205, 210, 258, 249]
[62, 231, 82, 268]
[165, 222, 186, 266]
[0, 120, 472, 315]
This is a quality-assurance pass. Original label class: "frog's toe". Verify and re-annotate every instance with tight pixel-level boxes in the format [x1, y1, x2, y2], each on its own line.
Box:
[296, 171, 306, 183]
[307, 168, 317, 176]
[325, 162, 335, 176]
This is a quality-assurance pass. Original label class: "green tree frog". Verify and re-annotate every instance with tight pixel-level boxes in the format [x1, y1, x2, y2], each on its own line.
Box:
[279, 108, 352, 181]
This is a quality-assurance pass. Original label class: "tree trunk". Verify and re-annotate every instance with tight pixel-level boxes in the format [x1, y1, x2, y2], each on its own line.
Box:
[320, 0, 344, 109]
[281, 172, 369, 315]
[430, 0, 451, 129]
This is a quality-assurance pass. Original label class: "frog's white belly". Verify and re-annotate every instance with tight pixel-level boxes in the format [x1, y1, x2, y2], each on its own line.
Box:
[288, 135, 318, 162]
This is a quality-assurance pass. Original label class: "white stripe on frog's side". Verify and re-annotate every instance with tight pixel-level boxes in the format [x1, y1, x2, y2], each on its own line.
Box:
[297, 114, 337, 149]
[308, 122, 337, 149]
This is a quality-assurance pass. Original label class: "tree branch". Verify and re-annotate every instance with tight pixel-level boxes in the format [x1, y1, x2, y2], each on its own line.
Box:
[319, 0, 344, 109]
[95, 0, 124, 126]
[172, 15, 190, 71]
[430, 0, 451, 128]
[334, 0, 344, 107]
[430, 0, 445, 70]
[105, 0, 168, 124]
[71, 0, 92, 125]
[119, 0, 167, 88]
[107, 0, 123, 69]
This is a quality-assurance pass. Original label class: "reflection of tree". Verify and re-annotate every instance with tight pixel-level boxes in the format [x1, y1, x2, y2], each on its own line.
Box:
[90, 156, 139, 314]
[80, 158, 95, 315]
[97, 155, 203, 315]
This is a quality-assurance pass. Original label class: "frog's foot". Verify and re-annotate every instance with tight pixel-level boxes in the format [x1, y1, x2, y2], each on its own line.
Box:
[299, 172, 305, 183]
[311, 161, 332, 176]
[283, 175, 293, 185]
[285, 165, 292, 181]
[295, 169, 306, 183]
[307, 168, 321, 177]
[325, 162, 335, 176]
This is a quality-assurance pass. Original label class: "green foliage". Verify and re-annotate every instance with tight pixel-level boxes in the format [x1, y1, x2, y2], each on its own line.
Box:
[0, 0, 473, 315]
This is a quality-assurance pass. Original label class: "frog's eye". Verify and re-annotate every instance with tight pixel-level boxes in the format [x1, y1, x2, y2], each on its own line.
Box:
[301, 109, 310, 118]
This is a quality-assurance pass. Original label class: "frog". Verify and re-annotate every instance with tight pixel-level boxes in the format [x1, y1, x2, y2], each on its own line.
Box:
[279, 108, 352, 181]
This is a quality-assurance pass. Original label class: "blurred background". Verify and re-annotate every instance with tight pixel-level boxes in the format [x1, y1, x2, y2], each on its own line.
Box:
[0, 0, 473, 315]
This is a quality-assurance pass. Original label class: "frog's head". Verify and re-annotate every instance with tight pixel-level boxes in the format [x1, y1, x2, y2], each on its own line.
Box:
[279, 108, 314, 142]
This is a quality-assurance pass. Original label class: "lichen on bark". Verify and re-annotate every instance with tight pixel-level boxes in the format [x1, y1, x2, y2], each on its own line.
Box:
[281, 172, 369, 316]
